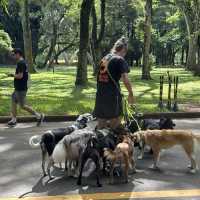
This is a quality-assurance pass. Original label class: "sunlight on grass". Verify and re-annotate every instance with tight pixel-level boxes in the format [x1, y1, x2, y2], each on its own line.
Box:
[0, 66, 200, 116]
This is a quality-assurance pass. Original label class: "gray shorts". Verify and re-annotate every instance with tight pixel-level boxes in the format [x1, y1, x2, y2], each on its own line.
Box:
[12, 90, 27, 107]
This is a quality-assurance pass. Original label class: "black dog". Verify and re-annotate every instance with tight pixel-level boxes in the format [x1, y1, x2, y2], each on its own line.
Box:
[142, 117, 176, 130]
[128, 117, 176, 133]
[77, 129, 119, 187]
[29, 113, 94, 176]
[77, 136, 102, 187]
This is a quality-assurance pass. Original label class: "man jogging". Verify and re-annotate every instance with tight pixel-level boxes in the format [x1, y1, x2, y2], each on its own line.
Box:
[7, 48, 44, 127]
[94, 37, 135, 129]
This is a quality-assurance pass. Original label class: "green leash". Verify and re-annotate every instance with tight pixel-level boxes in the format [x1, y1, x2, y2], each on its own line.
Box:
[123, 97, 141, 131]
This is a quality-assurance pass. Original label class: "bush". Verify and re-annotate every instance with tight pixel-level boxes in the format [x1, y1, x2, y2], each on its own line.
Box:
[0, 29, 12, 53]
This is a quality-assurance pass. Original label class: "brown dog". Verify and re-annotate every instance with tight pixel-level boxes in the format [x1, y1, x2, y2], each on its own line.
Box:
[134, 130, 200, 173]
[104, 135, 136, 184]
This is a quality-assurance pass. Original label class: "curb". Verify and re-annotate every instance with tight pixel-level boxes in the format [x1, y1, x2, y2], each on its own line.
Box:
[0, 115, 78, 123]
[1, 112, 200, 123]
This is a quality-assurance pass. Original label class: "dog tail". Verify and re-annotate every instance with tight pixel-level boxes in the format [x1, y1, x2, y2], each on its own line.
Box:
[29, 135, 41, 148]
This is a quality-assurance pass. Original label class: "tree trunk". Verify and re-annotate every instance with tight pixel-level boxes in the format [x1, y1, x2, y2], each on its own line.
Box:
[186, 45, 189, 65]
[91, 0, 106, 75]
[181, 46, 184, 65]
[181, 10, 198, 70]
[21, 0, 35, 73]
[142, 0, 152, 80]
[198, 46, 200, 65]
[75, 0, 93, 86]
[187, 34, 198, 70]
[41, 22, 58, 69]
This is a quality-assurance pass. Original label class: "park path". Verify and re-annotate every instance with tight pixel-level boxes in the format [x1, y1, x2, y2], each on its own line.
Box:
[0, 119, 200, 200]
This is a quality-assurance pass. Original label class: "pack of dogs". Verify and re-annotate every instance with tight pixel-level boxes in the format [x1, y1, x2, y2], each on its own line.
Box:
[29, 113, 200, 187]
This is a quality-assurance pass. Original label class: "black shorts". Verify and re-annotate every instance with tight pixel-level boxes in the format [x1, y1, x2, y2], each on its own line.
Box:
[94, 93, 123, 119]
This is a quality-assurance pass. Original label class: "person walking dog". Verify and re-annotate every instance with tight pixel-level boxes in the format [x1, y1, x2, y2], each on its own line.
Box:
[94, 37, 135, 129]
[7, 48, 44, 127]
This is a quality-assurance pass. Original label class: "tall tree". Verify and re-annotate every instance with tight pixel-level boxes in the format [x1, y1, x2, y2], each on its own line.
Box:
[142, 0, 152, 80]
[75, 0, 93, 86]
[21, 0, 35, 73]
[175, 0, 200, 73]
[91, 0, 106, 75]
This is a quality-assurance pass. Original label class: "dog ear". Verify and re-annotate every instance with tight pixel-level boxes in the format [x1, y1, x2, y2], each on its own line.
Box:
[132, 133, 141, 143]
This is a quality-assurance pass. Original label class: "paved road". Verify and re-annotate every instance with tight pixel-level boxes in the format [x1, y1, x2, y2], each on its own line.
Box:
[0, 119, 200, 200]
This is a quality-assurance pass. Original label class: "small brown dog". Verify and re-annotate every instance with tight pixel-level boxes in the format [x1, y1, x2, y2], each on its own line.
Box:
[104, 135, 136, 184]
[134, 130, 200, 173]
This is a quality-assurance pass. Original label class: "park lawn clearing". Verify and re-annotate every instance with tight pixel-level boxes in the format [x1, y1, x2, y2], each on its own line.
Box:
[0, 66, 200, 116]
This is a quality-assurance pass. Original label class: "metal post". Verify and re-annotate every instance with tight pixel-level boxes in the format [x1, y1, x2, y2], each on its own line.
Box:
[173, 76, 179, 112]
[158, 75, 164, 109]
[167, 72, 172, 110]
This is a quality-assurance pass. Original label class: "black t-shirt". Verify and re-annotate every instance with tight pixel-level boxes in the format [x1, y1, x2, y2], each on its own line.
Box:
[14, 60, 28, 91]
[97, 54, 129, 96]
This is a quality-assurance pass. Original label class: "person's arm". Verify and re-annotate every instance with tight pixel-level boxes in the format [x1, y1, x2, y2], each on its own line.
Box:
[7, 62, 24, 79]
[121, 73, 135, 104]
[8, 72, 23, 79]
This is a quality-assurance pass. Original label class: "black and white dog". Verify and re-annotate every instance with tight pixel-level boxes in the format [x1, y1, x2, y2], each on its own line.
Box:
[29, 113, 94, 177]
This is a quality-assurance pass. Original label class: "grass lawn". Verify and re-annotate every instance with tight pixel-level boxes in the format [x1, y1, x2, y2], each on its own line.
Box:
[0, 65, 200, 116]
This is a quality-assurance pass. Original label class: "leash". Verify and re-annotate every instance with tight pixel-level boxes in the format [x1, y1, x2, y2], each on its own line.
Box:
[123, 98, 141, 131]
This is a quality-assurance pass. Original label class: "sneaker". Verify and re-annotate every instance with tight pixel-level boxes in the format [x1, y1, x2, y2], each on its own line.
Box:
[7, 120, 17, 127]
[36, 113, 45, 127]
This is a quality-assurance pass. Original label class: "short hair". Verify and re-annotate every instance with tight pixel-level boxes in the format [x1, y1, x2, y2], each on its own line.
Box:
[111, 37, 128, 53]
[12, 48, 23, 56]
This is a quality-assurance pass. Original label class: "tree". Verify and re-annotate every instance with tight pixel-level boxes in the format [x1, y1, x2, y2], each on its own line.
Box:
[75, 0, 93, 86]
[21, 0, 35, 73]
[0, 0, 8, 11]
[175, 0, 200, 74]
[0, 29, 12, 63]
[91, 0, 106, 75]
[152, 2, 186, 66]
[142, 0, 152, 80]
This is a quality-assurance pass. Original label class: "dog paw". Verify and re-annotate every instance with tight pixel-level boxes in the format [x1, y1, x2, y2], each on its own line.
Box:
[124, 179, 129, 184]
[187, 165, 192, 169]
[189, 169, 197, 174]
[149, 165, 159, 170]
[77, 180, 82, 186]
[109, 181, 114, 185]
[49, 176, 55, 181]
[97, 183, 102, 187]
[138, 155, 143, 160]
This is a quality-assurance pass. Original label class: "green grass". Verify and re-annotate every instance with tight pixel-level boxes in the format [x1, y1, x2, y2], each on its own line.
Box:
[0, 65, 200, 116]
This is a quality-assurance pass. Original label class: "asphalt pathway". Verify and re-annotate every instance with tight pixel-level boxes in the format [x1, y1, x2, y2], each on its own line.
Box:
[0, 119, 200, 200]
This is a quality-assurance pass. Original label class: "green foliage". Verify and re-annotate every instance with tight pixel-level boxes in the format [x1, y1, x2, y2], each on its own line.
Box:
[0, 0, 8, 12]
[0, 29, 12, 53]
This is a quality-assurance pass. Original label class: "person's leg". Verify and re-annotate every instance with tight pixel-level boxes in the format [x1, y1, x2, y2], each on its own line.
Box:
[97, 118, 107, 129]
[109, 117, 121, 129]
[11, 93, 17, 119]
[18, 91, 44, 126]
[8, 92, 18, 126]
